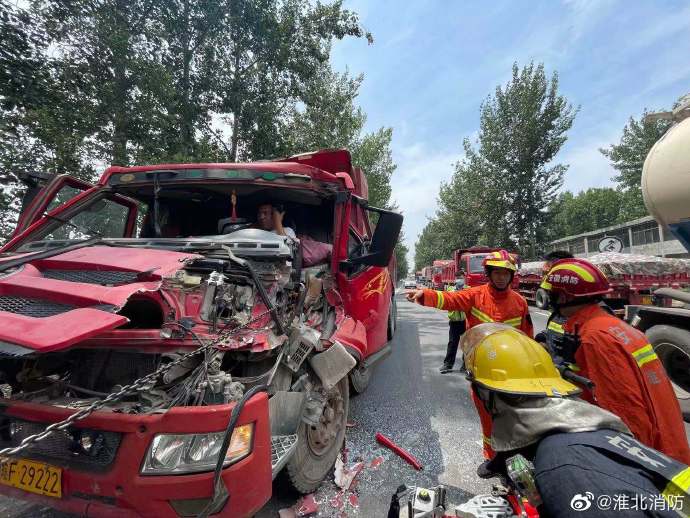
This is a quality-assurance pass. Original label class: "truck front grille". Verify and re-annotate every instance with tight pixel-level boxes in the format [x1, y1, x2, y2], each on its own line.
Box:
[0, 418, 122, 472]
[42, 269, 139, 286]
[0, 296, 75, 318]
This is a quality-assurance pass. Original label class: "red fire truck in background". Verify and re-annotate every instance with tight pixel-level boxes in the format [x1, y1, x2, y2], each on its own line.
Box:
[421, 266, 433, 287]
[454, 247, 520, 289]
[431, 259, 455, 290]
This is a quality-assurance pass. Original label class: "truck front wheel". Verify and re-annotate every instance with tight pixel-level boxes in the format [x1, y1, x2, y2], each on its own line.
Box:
[646, 325, 690, 417]
[535, 288, 550, 309]
[286, 376, 349, 493]
[387, 296, 397, 340]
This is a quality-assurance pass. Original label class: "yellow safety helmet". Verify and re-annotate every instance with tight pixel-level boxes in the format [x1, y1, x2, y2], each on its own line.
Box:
[482, 250, 518, 272]
[461, 323, 580, 397]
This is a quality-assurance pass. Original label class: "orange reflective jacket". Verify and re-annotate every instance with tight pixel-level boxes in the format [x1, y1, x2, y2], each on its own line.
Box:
[565, 304, 690, 465]
[421, 284, 533, 338]
[420, 283, 533, 458]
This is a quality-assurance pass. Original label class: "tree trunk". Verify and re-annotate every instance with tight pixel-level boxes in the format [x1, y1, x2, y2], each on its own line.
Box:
[229, 47, 242, 161]
[111, 0, 130, 165]
[179, 0, 193, 157]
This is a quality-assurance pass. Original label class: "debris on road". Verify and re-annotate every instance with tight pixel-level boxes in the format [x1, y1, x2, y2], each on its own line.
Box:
[375, 433, 423, 471]
[277, 494, 318, 517]
[334, 454, 365, 490]
[369, 456, 384, 469]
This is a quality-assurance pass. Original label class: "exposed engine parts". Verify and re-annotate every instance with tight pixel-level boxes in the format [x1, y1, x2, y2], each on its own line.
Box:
[0, 231, 350, 424]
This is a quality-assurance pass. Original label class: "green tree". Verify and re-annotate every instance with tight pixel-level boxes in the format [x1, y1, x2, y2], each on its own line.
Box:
[600, 112, 672, 221]
[414, 218, 452, 271]
[0, 0, 49, 111]
[394, 229, 409, 281]
[416, 62, 575, 262]
[548, 188, 624, 239]
[214, 1, 370, 161]
[472, 62, 576, 257]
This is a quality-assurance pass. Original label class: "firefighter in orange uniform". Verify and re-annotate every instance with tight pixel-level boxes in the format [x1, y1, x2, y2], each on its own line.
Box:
[406, 250, 533, 471]
[541, 257, 690, 465]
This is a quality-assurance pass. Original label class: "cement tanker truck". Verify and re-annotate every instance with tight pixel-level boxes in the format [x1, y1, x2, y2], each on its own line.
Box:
[627, 95, 690, 398]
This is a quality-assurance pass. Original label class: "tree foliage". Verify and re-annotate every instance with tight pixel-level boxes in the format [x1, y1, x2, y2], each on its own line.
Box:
[474, 62, 576, 256]
[548, 188, 626, 239]
[600, 111, 672, 221]
[414, 62, 576, 267]
[1, 0, 396, 247]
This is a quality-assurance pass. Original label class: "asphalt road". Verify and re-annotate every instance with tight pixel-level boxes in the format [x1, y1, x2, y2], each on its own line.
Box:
[259, 299, 552, 516]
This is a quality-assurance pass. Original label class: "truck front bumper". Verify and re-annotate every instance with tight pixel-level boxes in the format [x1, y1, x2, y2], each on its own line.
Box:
[0, 393, 272, 518]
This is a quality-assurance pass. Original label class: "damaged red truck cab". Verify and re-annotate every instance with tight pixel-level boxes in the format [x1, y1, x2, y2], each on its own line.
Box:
[0, 149, 402, 517]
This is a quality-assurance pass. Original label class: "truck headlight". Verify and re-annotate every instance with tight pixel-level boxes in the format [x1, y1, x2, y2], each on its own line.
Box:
[141, 424, 253, 475]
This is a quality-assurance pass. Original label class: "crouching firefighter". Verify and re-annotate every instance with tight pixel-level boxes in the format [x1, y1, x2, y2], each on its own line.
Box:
[462, 323, 690, 518]
[406, 250, 532, 467]
[541, 257, 690, 465]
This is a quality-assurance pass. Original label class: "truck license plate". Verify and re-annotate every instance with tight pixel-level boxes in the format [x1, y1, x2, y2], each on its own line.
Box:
[0, 458, 62, 498]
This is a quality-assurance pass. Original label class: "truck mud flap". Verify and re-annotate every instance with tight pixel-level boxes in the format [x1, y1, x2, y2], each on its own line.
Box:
[269, 391, 305, 479]
[309, 341, 357, 390]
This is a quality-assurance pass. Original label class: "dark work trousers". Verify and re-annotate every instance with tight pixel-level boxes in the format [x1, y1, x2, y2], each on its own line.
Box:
[443, 319, 466, 368]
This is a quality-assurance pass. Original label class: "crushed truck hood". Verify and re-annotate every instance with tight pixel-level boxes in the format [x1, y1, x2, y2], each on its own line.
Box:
[0, 245, 199, 354]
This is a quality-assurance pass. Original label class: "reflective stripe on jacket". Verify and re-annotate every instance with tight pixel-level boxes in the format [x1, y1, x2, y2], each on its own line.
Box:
[422, 283, 533, 338]
[535, 430, 690, 517]
[445, 285, 466, 321]
[565, 304, 690, 465]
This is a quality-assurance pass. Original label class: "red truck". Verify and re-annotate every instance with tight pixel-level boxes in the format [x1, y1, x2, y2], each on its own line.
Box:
[453, 247, 520, 289]
[431, 260, 455, 290]
[421, 266, 433, 287]
[0, 149, 402, 517]
[518, 253, 690, 313]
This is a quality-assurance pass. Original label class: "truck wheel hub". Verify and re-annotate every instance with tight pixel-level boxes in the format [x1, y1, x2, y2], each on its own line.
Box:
[307, 389, 344, 455]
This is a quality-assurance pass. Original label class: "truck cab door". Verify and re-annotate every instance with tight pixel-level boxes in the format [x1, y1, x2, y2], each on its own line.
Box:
[11, 175, 95, 240]
[335, 198, 402, 358]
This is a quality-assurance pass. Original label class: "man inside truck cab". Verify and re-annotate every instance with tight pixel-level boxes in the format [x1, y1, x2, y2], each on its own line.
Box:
[256, 202, 297, 240]
[541, 257, 690, 465]
[406, 249, 533, 471]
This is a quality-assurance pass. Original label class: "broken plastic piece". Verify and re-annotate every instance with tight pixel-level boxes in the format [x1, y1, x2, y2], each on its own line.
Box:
[334, 455, 364, 490]
[278, 493, 318, 517]
[375, 432, 423, 470]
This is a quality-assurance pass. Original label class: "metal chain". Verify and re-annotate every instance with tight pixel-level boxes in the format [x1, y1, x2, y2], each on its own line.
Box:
[0, 309, 272, 463]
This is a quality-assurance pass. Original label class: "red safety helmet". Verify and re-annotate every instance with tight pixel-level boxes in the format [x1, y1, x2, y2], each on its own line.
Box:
[483, 250, 518, 272]
[540, 258, 612, 299]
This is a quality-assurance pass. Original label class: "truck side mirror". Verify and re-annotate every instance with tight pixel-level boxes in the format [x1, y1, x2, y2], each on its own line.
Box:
[341, 207, 403, 269]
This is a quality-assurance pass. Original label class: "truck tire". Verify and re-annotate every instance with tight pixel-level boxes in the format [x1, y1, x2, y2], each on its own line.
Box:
[646, 325, 690, 417]
[286, 376, 349, 493]
[535, 288, 550, 309]
[349, 363, 373, 394]
[387, 296, 397, 340]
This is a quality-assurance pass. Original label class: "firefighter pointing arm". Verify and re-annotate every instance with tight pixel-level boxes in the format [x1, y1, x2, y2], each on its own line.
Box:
[406, 250, 533, 338]
[405, 250, 533, 470]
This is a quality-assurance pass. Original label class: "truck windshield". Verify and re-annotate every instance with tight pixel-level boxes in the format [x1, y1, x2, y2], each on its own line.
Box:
[469, 254, 488, 273]
[17, 196, 137, 252]
[14, 182, 335, 253]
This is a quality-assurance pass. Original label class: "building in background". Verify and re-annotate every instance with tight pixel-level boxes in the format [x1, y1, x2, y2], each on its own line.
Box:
[549, 216, 689, 258]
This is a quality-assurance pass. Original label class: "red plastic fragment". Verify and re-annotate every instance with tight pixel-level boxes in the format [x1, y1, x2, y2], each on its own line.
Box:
[375, 432, 423, 470]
